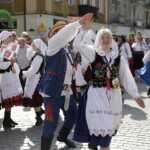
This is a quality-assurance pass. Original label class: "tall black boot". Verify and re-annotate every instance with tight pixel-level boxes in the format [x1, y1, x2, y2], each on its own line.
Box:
[35, 111, 43, 126]
[3, 111, 16, 128]
[77, 92, 81, 103]
[57, 126, 76, 148]
[41, 136, 52, 150]
[147, 86, 150, 97]
[88, 143, 98, 150]
[41, 107, 45, 116]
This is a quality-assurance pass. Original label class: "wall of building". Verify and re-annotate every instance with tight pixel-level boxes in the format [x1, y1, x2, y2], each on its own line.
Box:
[26, 0, 36, 13]
[0, 0, 149, 38]
[11, 14, 67, 38]
[12, 15, 24, 37]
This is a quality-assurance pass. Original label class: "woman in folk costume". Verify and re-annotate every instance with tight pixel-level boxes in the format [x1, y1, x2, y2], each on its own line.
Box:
[73, 26, 145, 149]
[132, 32, 148, 71]
[0, 31, 23, 127]
[22, 39, 46, 126]
[118, 34, 132, 64]
[128, 33, 136, 77]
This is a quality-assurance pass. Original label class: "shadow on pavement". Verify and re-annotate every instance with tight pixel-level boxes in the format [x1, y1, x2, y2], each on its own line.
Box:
[122, 104, 147, 120]
[0, 125, 42, 150]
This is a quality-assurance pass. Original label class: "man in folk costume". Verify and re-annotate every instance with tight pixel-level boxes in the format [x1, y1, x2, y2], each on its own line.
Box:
[39, 13, 93, 150]
[0, 31, 23, 127]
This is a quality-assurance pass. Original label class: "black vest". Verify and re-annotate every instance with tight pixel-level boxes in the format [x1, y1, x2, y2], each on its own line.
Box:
[91, 53, 120, 88]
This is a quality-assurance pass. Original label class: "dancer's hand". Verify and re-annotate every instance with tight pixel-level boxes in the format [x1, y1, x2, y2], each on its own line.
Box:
[135, 98, 145, 108]
[11, 57, 17, 64]
[79, 13, 93, 30]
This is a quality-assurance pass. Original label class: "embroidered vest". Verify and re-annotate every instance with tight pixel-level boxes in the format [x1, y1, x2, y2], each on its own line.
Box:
[39, 48, 67, 99]
[91, 53, 120, 88]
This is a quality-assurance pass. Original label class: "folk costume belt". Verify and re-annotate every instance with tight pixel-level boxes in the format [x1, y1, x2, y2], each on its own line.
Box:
[63, 84, 71, 111]
[0, 66, 12, 73]
[89, 78, 120, 88]
[89, 79, 111, 88]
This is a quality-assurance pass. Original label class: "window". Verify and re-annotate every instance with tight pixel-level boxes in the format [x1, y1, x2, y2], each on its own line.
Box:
[99, 0, 104, 13]
[90, 0, 95, 6]
[80, 0, 87, 5]
[0, 19, 17, 29]
[54, 0, 61, 2]
[68, 0, 74, 5]
[13, 19, 17, 29]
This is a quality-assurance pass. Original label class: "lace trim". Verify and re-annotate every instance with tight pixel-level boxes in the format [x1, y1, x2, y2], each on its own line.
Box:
[89, 124, 120, 137]
[95, 47, 119, 59]
[2, 91, 23, 100]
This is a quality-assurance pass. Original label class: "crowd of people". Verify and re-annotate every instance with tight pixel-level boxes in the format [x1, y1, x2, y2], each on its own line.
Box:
[0, 13, 149, 150]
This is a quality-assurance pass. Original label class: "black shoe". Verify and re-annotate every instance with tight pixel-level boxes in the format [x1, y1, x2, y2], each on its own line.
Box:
[57, 126, 77, 148]
[10, 119, 18, 125]
[88, 143, 98, 150]
[3, 121, 15, 128]
[57, 136, 76, 148]
[41, 136, 52, 150]
[35, 118, 43, 126]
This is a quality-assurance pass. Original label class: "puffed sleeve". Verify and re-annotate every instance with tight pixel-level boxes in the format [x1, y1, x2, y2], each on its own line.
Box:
[47, 21, 81, 56]
[73, 29, 95, 63]
[23, 55, 43, 79]
[119, 56, 140, 99]
[125, 42, 132, 58]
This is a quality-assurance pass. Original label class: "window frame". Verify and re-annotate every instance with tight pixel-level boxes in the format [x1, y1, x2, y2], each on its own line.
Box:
[99, 0, 104, 14]
[80, 0, 87, 5]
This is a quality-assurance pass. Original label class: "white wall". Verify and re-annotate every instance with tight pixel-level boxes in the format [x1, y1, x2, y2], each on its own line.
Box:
[12, 15, 24, 37]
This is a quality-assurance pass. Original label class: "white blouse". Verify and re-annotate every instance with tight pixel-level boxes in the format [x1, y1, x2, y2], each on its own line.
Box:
[0, 44, 12, 70]
[23, 55, 43, 79]
[119, 42, 132, 60]
[132, 42, 148, 54]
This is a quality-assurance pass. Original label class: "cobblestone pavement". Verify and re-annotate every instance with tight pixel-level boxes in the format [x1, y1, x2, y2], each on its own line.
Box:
[0, 82, 150, 150]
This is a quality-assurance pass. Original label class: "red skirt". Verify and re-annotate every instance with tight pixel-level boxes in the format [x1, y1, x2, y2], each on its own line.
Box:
[128, 58, 135, 77]
[23, 90, 43, 107]
[2, 94, 23, 109]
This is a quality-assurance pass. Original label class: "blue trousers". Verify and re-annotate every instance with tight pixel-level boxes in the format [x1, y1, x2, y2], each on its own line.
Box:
[42, 95, 77, 138]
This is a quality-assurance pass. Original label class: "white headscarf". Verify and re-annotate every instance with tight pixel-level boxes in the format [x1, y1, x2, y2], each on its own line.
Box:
[94, 28, 118, 52]
[0, 30, 12, 43]
[33, 39, 47, 56]
[95, 28, 112, 48]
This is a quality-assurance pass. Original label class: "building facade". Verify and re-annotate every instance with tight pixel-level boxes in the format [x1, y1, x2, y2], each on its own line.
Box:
[0, 0, 107, 38]
[0, 0, 150, 38]
[108, 0, 150, 37]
